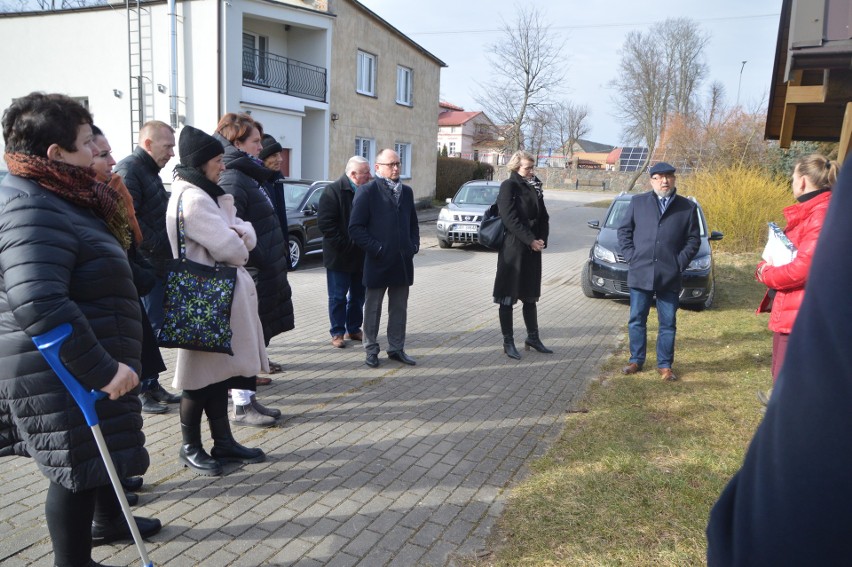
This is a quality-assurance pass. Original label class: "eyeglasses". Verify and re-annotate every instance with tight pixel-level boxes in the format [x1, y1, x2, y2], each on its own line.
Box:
[377, 162, 401, 168]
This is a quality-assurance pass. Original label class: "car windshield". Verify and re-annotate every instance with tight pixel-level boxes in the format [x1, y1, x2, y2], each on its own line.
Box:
[604, 198, 707, 237]
[454, 184, 498, 206]
[283, 183, 312, 212]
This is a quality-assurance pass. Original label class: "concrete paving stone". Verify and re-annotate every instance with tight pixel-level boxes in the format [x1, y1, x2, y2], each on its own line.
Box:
[301, 516, 342, 541]
[333, 513, 373, 539]
[387, 542, 428, 566]
[343, 528, 383, 556]
[376, 522, 416, 552]
[354, 546, 394, 567]
[323, 551, 360, 567]
[419, 540, 462, 567]
[268, 536, 314, 564]
[410, 520, 445, 548]
[366, 509, 405, 534]
[306, 532, 349, 561]
[443, 517, 476, 545]
[428, 502, 463, 526]
[398, 504, 434, 531]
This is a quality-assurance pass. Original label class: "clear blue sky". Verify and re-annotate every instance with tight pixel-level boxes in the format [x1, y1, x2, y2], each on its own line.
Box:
[359, 0, 782, 147]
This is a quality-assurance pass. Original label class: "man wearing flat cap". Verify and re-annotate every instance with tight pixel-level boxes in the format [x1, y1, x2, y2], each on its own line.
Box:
[617, 162, 700, 381]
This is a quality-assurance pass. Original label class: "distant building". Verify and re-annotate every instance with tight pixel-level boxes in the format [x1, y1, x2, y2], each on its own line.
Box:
[437, 102, 505, 164]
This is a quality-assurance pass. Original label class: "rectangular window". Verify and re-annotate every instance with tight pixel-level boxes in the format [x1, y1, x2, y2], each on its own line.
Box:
[243, 32, 268, 83]
[395, 142, 412, 178]
[448, 141, 456, 156]
[356, 50, 376, 96]
[396, 66, 413, 106]
[355, 137, 375, 164]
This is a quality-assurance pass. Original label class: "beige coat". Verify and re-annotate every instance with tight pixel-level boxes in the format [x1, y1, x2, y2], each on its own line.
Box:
[166, 180, 269, 390]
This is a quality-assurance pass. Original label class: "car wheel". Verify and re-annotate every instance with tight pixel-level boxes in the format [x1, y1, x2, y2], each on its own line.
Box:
[580, 262, 604, 298]
[289, 236, 303, 270]
[438, 239, 452, 249]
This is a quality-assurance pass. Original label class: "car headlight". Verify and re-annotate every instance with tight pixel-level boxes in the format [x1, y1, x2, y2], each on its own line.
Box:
[593, 243, 616, 263]
[686, 255, 711, 271]
[438, 208, 454, 221]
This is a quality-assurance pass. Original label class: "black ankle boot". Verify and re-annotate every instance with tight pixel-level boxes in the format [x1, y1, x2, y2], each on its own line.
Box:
[179, 423, 222, 476]
[524, 332, 553, 354]
[503, 336, 521, 360]
[208, 417, 265, 464]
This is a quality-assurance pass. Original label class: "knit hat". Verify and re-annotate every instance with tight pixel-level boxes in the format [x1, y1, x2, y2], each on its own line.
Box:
[179, 125, 224, 168]
[259, 134, 283, 161]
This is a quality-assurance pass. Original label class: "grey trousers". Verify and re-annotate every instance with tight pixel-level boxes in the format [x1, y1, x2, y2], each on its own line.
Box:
[363, 285, 410, 355]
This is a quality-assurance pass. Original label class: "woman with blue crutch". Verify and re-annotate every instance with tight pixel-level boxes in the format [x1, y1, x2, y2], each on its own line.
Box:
[0, 93, 160, 567]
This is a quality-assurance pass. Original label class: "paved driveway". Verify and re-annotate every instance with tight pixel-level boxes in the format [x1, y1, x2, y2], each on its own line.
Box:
[1, 191, 626, 567]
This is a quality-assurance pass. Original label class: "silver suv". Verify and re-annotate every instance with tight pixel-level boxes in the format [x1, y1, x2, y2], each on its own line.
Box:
[436, 180, 501, 248]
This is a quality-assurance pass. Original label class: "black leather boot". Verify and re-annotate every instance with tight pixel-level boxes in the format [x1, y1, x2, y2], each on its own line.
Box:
[523, 302, 553, 353]
[503, 336, 521, 360]
[499, 305, 521, 360]
[179, 422, 222, 476]
[208, 416, 266, 464]
[524, 331, 553, 353]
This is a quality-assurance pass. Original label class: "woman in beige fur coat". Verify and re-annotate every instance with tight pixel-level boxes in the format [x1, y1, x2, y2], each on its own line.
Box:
[167, 125, 269, 476]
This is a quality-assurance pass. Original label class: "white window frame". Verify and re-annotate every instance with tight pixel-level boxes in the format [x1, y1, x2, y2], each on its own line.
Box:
[448, 141, 457, 156]
[396, 66, 413, 106]
[355, 137, 375, 165]
[395, 142, 412, 179]
[356, 50, 376, 96]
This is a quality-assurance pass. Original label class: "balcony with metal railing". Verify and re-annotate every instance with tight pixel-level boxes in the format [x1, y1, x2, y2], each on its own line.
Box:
[242, 47, 327, 103]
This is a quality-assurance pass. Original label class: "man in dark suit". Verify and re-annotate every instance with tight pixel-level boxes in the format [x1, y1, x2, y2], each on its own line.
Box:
[349, 149, 420, 368]
[318, 156, 371, 348]
[617, 162, 700, 381]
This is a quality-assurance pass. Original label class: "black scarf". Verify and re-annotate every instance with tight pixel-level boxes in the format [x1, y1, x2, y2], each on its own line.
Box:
[174, 164, 225, 203]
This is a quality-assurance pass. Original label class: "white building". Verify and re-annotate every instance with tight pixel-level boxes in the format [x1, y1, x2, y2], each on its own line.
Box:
[0, 0, 333, 182]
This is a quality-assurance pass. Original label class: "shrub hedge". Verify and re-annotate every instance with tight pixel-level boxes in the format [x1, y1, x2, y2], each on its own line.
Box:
[681, 165, 792, 253]
[435, 157, 495, 201]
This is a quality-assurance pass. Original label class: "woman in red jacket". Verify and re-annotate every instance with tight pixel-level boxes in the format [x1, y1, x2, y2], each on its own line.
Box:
[756, 154, 840, 384]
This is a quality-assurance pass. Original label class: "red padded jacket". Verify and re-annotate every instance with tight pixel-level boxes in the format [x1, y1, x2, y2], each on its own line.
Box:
[757, 189, 832, 334]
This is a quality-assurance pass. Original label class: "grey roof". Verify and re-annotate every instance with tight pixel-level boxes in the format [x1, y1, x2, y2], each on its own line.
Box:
[577, 139, 616, 153]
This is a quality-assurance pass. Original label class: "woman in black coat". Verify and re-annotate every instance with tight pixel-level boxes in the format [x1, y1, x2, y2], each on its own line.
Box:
[215, 113, 291, 427]
[0, 93, 159, 567]
[493, 150, 551, 360]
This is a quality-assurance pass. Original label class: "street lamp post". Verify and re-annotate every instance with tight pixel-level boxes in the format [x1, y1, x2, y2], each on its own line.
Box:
[736, 60, 747, 107]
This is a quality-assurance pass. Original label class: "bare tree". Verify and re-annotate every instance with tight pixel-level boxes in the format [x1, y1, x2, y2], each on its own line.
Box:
[550, 101, 590, 162]
[610, 18, 709, 189]
[474, 5, 567, 154]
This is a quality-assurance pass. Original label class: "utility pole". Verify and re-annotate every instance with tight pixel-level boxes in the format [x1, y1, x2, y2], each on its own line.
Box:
[736, 60, 747, 107]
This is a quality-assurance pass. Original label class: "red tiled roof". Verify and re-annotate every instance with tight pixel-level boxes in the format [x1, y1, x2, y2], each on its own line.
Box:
[606, 147, 622, 164]
[439, 101, 465, 111]
[438, 111, 482, 126]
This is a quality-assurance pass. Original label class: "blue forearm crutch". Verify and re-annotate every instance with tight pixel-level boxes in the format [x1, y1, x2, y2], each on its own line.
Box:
[33, 323, 154, 567]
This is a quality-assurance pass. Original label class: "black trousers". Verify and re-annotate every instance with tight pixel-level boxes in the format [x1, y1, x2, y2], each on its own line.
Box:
[45, 481, 120, 567]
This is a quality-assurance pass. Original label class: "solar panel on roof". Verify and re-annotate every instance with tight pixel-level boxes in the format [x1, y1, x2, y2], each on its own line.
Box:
[619, 147, 649, 172]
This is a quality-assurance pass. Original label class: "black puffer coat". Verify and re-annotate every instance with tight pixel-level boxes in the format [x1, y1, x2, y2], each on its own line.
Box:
[115, 147, 172, 274]
[0, 175, 148, 491]
[492, 172, 550, 302]
[217, 136, 295, 342]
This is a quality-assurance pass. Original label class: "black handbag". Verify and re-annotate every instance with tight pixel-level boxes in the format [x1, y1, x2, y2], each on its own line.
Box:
[478, 202, 506, 250]
[158, 192, 237, 355]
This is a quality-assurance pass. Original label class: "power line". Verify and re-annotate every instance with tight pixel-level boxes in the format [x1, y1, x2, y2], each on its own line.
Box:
[408, 13, 780, 36]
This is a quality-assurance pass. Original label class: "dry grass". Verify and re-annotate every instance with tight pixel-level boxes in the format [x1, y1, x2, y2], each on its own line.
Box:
[466, 253, 770, 566]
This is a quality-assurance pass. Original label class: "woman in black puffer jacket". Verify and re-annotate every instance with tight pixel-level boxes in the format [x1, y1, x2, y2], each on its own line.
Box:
[0, 93, 159, 567]
[215, 113, 293, 427]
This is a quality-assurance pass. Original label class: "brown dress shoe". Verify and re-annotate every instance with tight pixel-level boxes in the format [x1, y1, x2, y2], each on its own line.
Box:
[255, 376, 273, 386]
[331, 335, 345, 348]
[345, 331, 363, 342]
[621, 362, 641, 375]
[658, 368, 678, 381]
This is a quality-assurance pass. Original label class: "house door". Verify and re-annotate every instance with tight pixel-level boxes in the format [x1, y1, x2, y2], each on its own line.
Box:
[280, 148, 291, 177]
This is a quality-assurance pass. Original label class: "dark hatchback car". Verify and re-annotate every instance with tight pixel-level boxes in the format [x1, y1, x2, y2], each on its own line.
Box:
[282, 180, 329, 269]
[581, 193, 724, 310]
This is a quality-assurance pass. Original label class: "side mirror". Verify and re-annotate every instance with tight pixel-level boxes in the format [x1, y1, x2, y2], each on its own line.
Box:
[445, 198, 452, 204]
[709, 230, 724, 241]
[587, 220, 601, 231]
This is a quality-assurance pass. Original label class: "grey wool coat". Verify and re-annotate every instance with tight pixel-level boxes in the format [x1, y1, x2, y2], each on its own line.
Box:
[166, 181, 268, 391]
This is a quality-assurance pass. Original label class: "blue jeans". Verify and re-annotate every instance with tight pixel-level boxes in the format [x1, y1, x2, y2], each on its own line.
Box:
[627, 288, 678, 369]
[326, 269, 366, 337]
[140, 275, 166, 390]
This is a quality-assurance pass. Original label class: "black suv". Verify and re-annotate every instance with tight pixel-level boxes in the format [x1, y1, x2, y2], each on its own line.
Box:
[581, 193, 724, 310]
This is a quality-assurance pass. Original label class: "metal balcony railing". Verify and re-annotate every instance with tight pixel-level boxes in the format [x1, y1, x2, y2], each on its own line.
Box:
[242, 48, 327, 103]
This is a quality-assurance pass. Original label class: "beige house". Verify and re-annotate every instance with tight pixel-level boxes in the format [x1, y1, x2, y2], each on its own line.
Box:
[328, 0, 446, 202]
[436, 102, 504, 164]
